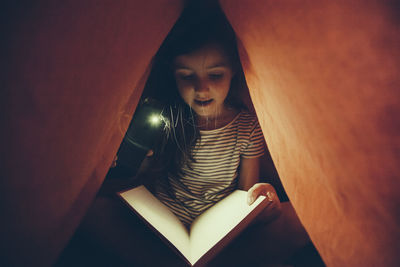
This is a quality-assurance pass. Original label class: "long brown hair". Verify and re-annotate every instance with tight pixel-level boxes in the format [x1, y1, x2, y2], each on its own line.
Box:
[142, 1, 248, 177]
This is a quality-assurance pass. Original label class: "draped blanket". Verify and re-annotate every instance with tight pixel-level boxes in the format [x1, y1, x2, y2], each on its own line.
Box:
[1, 1, 399, 266]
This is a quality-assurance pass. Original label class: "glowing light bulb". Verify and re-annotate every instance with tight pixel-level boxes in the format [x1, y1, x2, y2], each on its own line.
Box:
[149, 114, 161, 126]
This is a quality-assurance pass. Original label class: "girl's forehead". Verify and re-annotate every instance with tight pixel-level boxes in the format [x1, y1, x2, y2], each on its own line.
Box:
[173, 44, 232, 70]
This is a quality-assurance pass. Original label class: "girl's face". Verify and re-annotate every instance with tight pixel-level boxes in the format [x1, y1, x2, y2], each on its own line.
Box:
[173, 44, 235, 119]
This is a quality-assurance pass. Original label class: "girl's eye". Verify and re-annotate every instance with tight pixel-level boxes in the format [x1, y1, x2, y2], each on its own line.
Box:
[209, 73, 224, 80]
[178, 74, 195, 81]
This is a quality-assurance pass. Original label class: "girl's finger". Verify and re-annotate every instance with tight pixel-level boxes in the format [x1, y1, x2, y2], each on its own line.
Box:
[266, 191, 274, 202]
[247, 183, 274, 205]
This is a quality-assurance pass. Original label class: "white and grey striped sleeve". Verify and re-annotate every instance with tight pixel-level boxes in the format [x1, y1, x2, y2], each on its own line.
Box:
[242, 119, 265, 158]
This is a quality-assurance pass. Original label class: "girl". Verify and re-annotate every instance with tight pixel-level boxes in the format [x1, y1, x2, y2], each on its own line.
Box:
[96, 4, 311, 266]
[142, 5, 282, 229]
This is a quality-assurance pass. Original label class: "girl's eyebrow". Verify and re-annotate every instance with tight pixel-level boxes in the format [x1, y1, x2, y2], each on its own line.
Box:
[207, 63, 229, 69]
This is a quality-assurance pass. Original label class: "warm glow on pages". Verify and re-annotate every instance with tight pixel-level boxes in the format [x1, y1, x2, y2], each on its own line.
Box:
[119, 187, 190, 256]
[118, 186, 269, 266]
[189, 191, 266, 263]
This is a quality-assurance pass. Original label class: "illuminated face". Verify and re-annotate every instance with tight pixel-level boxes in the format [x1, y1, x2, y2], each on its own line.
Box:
[173, 44, 235, 119]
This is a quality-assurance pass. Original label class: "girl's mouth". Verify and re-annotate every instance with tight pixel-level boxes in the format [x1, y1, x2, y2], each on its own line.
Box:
[194, 99, 213, 106]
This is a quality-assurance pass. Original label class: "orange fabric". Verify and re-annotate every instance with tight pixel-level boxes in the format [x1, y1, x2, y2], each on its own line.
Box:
[2, 1, 400, 266]
[1, 1, 183, 265]
[220, 1, 400, 266]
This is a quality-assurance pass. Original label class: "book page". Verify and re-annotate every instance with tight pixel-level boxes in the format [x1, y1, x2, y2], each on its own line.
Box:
[189, 190, 266, 264]
[118, 186, 190, 258]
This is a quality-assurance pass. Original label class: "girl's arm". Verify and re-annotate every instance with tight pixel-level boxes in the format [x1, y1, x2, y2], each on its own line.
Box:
[238, 156, 280, 205]
[238, 157, 260, 191]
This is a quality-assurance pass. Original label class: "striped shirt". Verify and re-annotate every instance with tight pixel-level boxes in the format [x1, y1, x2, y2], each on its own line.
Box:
[154, 110, 265, 227]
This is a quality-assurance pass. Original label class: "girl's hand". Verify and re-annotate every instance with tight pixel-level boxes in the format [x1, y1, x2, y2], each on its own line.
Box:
[247, 183, 280, 206]
[146, 150, 154, 157]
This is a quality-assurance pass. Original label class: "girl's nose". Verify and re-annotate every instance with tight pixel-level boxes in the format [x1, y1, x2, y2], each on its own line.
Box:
[194, 79, 209, 93]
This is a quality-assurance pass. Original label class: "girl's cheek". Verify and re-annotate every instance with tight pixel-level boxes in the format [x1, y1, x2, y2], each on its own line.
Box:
[178, 87, 193, 104]
[181, 85, 194, 96]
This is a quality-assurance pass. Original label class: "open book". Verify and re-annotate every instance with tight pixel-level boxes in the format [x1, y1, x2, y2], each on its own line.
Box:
[118, 185, 271, 266]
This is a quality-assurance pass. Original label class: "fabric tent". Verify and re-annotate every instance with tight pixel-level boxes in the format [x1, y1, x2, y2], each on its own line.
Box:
[1, 1, 399, 266]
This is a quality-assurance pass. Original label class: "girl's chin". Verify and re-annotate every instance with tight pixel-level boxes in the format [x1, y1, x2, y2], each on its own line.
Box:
[195, 110, 225, 120]
[192, 103, 213, 114]
[191, 103, 227, 118]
